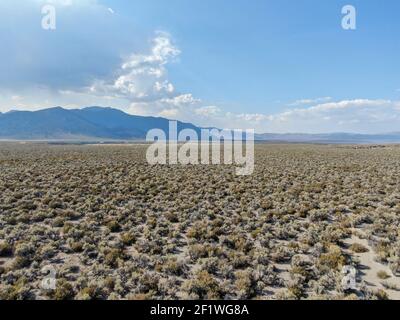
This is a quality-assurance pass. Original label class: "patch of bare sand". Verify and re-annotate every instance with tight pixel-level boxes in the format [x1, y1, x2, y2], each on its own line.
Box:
[344, 234, 400, 300]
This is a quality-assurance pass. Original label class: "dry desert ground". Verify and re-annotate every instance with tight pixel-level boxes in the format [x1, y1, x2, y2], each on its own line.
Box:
[0, 143, 400, 300]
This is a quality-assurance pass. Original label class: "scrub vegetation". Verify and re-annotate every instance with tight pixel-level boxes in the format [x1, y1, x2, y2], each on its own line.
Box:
[0, 143, 400, 300]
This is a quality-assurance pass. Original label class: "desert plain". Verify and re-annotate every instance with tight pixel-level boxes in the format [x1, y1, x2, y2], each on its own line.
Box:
[0, 143, 400, 300]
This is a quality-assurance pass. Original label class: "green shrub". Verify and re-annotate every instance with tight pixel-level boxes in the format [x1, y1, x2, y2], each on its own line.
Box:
[163, 258, 186, 276]
[120, 232, 136, 246]
[53, 280, 75, 300]
[70, 242, 83, 253]
[0, 242, 13, 257]
[107, 220, 121, 233]
[165, 211, 179, 223]
[234, 270, 256, 298]
[78, 285, 105, 300]
[318, 245, 346, 271]
[377, 270, 391, 280]
[184, 271, 222, 299]
[12, 256, 32, 269]
[104, 277, 115, 290]
[350, 243, 369, 253]
[52, 217, 65, 227]
[104, 249, 124, 267]
[0, 277, 31, 300]
[374, 289, 389, 300]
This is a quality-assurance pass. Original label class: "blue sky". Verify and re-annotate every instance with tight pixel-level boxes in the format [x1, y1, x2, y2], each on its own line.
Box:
[0, 0, 399, 133]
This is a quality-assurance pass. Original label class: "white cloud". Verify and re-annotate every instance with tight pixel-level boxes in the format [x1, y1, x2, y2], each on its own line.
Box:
[159, 109, 179, 118]
[127, 94, 202, 120]
[11, 95, 22, 101]
[158, 99, 398, 133]
[272, 99, 392, 122]
[232, 99, 400, 133]
[288, 97, 332, 106]
[195, 106, 221, 117]
[304, 99, 391, 112]
[161, 94, 200, 106]
[233, 113, 273, 122]
[82, 32, 221, 123]
[89, 31, 181, 103]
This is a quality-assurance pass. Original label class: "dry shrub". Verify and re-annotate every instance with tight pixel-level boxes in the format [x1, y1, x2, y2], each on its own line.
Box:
[350, 243, 369, 253]
[184, 271, 222, 299]
[317, 245, 346, 271]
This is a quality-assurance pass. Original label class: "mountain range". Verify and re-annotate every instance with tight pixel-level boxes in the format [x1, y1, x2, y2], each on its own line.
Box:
[0, 107, 200, 140]
[1, 106, 400, 143]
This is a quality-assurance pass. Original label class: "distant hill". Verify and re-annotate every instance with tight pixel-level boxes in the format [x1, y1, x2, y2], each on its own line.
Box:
[1, 106, 400, 143]
[0, 106, 201, 140]
[254, 132, 400, 143]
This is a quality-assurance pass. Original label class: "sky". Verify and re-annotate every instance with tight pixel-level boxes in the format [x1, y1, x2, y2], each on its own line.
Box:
[0, 0, 399, 133]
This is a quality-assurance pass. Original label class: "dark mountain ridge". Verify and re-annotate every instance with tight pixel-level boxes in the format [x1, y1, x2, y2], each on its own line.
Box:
[0, 106, 200, 140]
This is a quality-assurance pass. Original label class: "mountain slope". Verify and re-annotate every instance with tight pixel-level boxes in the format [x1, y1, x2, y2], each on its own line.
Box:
[0, 107, 111, 139]
[72, 107, 200, 138]
[0, 106, 201, 140]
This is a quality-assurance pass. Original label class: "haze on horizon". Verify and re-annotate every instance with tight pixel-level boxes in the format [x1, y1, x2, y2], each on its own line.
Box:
[0, 0, 399, 134]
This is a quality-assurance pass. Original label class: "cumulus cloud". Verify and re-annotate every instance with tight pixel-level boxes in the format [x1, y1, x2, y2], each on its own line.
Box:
[88, 32, 180, 102]
[127, 93, 200, 116]
[83, 32, 218, 124]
